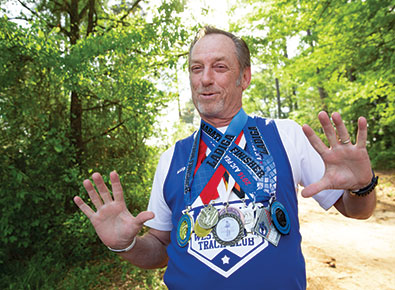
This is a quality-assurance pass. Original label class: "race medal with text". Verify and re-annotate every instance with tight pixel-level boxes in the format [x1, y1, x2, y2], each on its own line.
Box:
[212, 213, 244, 246]
[219, 206, 245, 225]
[177, 213, 193, 247]
[270, 201, 290, 235]
[197, 204, 219, 229]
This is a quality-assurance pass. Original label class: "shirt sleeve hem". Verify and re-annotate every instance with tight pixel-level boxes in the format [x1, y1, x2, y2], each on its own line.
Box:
[313, 189, 344, 210]
[144, 220, 173, 232]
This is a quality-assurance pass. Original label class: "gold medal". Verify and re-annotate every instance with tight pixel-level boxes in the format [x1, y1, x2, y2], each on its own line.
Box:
[194, 219, 212, 237]
[176, 213, 193, 247]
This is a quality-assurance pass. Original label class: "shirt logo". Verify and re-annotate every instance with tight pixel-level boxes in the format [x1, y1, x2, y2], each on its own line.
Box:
[187, 201, 268, 278]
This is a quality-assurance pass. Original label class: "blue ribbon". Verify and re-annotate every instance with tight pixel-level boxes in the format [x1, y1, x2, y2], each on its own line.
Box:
[183, 109, 277, 207]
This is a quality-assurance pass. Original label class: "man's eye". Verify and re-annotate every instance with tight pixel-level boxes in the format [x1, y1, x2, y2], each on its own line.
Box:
[214, 64, 227, 71]
[191, 66, 203, 72]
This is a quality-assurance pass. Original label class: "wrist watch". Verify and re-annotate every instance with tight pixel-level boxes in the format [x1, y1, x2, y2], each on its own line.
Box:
[350, 172, 379, 197]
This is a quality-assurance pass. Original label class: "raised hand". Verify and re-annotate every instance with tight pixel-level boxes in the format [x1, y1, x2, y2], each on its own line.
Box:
[301, 111, 373, 198]
[73, 171, 154, 250]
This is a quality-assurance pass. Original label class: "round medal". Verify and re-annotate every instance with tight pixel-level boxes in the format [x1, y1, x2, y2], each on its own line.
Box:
[212, 213, 244, 246]
[176, 213, 193, 247]
[270, 201, 290, 235]
[197, 204, 219, 229]
[219, 206, 245, 224]
[194, 219, 212, 237]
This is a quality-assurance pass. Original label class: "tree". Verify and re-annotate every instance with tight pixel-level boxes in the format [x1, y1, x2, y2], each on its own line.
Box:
[233, 0, 394, 167]
[0, 0, 190, 287]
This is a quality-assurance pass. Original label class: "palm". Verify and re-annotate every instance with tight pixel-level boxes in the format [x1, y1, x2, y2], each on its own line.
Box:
[74, 171, 154, 249]
[301, 112, 373, 197]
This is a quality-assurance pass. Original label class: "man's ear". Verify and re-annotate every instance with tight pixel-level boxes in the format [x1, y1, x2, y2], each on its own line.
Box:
[241, 66, 252, 91]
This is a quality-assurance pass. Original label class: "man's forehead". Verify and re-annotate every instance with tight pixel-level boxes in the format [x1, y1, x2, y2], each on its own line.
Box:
[190, 34, 237, 63]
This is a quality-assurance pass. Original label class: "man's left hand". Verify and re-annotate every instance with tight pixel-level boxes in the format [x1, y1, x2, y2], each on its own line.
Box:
[301, 111, 373, 197]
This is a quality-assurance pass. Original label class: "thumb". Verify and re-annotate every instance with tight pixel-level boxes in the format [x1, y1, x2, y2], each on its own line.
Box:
[135, 211, 155, 226]
[301, 182, 324, 198]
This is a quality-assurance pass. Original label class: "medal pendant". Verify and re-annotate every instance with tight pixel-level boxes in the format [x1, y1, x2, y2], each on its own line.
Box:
[219, 206, 245, 225]
[197, 204, 219, 229]
[270, 201, 290, 235]
[194, 219, 212, 237]
[176, 213, 193, 247]
[240, 203, 256, 233]
[212, 213, 245, 246]
[254, 207, 281, 246]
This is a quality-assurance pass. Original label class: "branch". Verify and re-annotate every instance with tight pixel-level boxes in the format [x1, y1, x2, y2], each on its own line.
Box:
[83, 120, 126, 145]
[104, 0, 144, 33]
[120, 0, 143, 21]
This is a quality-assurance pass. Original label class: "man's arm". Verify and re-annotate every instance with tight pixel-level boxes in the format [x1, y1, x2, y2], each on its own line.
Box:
[334, 190, 376, 220]
[118, 229, 170, 269]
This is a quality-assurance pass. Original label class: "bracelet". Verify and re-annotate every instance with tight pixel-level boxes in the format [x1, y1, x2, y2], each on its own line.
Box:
[107, 237, 136, 253]
[349, 172, 379, 197]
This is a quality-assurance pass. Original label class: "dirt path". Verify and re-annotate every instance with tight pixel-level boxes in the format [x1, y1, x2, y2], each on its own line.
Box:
[300, 170, 395, 290]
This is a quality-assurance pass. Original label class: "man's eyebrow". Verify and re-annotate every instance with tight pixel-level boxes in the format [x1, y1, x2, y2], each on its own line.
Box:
[190, 56, 228, 64]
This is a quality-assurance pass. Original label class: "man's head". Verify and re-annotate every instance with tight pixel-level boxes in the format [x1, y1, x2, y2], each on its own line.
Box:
[188, 26, 251, 127]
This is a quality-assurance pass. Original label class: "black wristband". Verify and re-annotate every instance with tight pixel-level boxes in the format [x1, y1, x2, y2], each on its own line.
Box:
[350, 172, 378, 197]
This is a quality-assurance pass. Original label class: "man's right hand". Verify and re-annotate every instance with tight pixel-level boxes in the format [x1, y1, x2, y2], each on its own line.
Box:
[73, 171, 155, 250]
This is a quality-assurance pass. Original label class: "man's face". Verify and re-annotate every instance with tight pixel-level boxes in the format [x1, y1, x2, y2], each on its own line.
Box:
[189, 34, 250, 126]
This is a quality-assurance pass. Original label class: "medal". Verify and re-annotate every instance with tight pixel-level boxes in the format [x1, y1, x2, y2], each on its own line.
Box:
[219, 206, 245, 224]
[197, 203, 219, 229]
[239, 203, 256, 233]
[254, 206, 281, 246]
[212, 212, 245, 246]
[194, 219, 212, 237]
[176, 213, 193, 247]
[270, 200, 290, 235]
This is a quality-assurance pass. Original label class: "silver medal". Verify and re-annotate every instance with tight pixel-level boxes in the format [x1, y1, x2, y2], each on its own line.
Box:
[219, 206, 245, 224]
[197, 203, 219, 229]
[240, 203, 256, 233]
[212, 212, 244, 246]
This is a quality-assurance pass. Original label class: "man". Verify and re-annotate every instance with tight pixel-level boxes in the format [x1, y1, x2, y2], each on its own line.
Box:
[74, 26, 377, 289]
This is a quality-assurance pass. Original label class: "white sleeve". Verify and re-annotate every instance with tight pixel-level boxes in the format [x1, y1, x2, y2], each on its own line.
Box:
[275, 119, 343, 210]
[144, 146, 175, 231]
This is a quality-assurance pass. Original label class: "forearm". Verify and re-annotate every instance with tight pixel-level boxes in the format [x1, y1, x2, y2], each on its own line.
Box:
[334, 190, 376, 219]
[118, 230, 169, 269]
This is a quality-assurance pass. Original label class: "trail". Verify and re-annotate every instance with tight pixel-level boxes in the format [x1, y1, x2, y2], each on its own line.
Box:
[300, 170, 395, 290]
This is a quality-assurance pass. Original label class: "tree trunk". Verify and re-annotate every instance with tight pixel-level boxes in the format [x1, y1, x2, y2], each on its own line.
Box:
[69, 0, 83, 165]
[275, 78, 282, 118]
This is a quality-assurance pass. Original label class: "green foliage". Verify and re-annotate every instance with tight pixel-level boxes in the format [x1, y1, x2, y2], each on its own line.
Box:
[235, 0, 394, 169]
[0, 0, 189, 288]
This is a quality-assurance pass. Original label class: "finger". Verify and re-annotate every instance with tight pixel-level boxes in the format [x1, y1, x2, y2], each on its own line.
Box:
[331, 112, 351, 144]
[318, 111, 338, 146]
[110, 171, 125, 202]
[356, 116, 368, 148]
[301, 179, 331, 198]
[134, 211, 155, 227]
[73, 196, 96, 219]
[302, 124, 328, 156]
[83, 179, 104, 209]
[92, 172, 113, 203]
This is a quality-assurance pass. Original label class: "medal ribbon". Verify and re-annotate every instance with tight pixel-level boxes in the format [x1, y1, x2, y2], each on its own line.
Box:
[201, 117, 277, 202]
[183, 109, 277, 208]
[184, 109, 247, 207]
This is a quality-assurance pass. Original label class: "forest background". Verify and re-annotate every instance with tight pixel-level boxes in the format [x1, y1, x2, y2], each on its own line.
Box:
[0, 0, 393, 289]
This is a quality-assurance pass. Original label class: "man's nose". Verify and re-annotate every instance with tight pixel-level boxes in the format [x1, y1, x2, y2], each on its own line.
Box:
[201, 68, 214, 87]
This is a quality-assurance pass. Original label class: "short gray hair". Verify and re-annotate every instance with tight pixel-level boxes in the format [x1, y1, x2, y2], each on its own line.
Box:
[188, 26, 251, 74]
